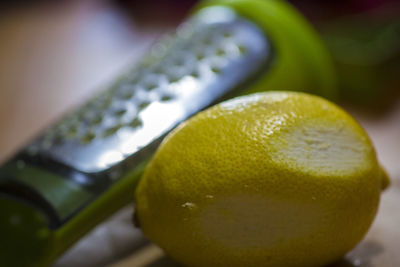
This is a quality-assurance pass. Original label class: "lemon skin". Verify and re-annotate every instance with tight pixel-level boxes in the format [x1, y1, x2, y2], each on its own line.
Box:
[135, 91, 388, 267]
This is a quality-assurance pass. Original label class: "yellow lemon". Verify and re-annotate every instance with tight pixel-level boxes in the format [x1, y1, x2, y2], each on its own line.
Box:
[135, 91, 389, 267]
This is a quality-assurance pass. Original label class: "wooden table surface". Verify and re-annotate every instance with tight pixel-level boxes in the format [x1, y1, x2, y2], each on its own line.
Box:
[0, 2, 399, 267]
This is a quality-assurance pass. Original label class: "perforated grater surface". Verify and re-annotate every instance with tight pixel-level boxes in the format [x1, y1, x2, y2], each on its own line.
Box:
[0, 7, 272, 227]
[28, 8, 270, 174]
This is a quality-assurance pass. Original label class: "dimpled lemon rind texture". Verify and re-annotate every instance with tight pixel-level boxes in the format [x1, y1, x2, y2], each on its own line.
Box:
[135, 91, 384, 267]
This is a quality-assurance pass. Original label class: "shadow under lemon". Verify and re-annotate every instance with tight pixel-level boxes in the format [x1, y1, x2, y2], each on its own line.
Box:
[141, 256, 356, 267]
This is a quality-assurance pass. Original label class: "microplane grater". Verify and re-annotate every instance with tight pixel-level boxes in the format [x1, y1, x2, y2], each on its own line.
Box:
[0, 7, 272, 228]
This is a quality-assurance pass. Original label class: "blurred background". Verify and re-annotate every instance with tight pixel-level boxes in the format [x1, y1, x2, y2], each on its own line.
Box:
[0, 0, 399, 266]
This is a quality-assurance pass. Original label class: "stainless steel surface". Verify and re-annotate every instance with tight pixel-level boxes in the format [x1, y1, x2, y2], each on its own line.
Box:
[24, 7, 271, 174]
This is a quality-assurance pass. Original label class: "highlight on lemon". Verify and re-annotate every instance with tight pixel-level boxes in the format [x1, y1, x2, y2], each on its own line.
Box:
[135, 91, 389, 267]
